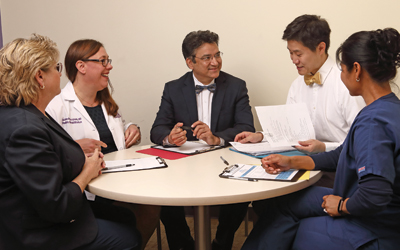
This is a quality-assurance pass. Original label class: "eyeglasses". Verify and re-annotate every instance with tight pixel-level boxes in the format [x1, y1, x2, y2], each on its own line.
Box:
[192, 52, 223, 63]
[81, 58, 112, 67]
[56, 62, 63, 73]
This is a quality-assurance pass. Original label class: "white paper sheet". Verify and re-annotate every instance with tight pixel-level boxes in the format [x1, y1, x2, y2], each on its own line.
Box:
[229, 141, 295, 156]
[102, 156, 167, 173]
[255, 103, 315, 147]
[152, 141, 221, 155]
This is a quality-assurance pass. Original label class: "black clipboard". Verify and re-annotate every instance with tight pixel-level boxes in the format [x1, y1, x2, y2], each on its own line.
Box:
[151, 141, 223, 155]
[219, 164, 305, 182]
[102, 156, 168, 173]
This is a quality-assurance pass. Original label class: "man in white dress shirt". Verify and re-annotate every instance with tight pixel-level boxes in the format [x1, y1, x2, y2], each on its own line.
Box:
[235, 14, 365, 188]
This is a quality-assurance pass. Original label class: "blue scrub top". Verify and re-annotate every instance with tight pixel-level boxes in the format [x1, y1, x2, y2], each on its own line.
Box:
[334, 93, 400, 246]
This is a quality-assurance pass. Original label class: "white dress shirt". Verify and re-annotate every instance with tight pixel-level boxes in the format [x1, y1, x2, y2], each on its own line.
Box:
[194, 74, 214, 128]
[262, 56, 365, 150]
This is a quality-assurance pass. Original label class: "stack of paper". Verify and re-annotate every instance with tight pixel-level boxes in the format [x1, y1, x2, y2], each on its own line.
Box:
[230, 141, 295, 156]
[255, 103, 315, 147]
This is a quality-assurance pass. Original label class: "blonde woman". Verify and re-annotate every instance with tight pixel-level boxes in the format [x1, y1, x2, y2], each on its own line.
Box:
[0, 35, 140, 250]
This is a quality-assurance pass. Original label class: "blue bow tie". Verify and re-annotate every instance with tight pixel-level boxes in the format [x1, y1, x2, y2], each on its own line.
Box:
[195, 83, 216, 94]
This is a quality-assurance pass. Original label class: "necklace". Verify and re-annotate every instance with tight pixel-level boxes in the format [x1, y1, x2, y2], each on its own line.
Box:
[75, 92, 98, 107]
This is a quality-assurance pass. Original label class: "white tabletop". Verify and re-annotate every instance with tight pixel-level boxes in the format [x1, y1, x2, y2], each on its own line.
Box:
[87, 145, 322, 206]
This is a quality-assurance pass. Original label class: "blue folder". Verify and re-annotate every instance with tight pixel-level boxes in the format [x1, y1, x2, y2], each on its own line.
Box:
[229, 147, 306, 159]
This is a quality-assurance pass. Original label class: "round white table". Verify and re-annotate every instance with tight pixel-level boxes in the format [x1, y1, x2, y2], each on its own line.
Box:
[88, 145, 322, 250]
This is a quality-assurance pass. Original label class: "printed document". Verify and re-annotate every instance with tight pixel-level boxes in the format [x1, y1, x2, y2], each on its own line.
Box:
[220, 164, 299, 181]
[255, 103, 315, 147]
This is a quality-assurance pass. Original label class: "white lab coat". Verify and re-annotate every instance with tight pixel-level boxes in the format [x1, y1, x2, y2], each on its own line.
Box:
[46, 81, 133, 151]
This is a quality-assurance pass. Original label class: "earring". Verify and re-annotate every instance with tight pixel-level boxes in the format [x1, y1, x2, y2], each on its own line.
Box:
[40, 85, 45, 89]
[356, 78, 360, 82]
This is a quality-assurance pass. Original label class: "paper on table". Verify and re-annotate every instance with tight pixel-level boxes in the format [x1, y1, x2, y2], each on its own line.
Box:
[152, 141, 222, 155]
[220, 164, 299, 181]
[255, 103, 315, 147]
[230, 141, 295, 156]
[102, 156, 167, 173]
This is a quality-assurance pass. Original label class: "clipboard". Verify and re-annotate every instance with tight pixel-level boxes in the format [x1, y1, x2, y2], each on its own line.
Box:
[102, 156, 168, 173]
[219, 163, 304, 182]
[151, 141, 223, 155]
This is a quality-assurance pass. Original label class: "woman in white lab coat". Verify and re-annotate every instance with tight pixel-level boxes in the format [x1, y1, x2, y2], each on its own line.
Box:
[46, 39, 159, 250]
[47, 39, 140, 154]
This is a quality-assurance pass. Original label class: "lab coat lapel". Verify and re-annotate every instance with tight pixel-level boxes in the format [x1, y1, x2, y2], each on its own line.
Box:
[63, 82, 96, 129]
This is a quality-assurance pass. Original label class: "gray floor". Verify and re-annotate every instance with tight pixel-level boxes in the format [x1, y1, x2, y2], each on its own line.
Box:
[145, 216, 253, 250]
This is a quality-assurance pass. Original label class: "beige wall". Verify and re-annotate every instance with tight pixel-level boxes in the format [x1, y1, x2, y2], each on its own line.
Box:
[1, 0, 399, 144]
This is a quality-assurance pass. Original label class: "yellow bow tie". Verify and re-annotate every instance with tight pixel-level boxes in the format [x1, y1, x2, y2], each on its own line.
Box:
[304, 72, 322, 86]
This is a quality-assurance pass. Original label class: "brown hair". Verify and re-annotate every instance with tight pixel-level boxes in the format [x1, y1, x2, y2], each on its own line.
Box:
[65, 39, 119, 116]
[0, 34, 59, 106]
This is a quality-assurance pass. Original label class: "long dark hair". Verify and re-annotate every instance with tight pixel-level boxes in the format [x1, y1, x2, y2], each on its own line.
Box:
[65, 39, 119, 116]
[336, 28, 400, 84]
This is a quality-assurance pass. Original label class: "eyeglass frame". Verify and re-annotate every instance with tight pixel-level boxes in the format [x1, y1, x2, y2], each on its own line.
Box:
[191, 52, 223, 63]
[81, 58, 112, 67]
[56, 62, 63, 73]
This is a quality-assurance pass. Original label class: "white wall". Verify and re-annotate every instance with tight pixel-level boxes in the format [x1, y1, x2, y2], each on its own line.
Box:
[1, 0, 399, 144]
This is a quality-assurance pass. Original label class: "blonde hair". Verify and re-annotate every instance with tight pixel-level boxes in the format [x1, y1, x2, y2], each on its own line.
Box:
[0, 34, 59, 106]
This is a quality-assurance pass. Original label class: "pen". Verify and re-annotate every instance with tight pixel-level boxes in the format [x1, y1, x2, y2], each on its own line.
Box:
[229, 177, 258, 182]
[179, 125, 197, 131]
[220, 156, 229, 166]
[103, 163, 135, 171]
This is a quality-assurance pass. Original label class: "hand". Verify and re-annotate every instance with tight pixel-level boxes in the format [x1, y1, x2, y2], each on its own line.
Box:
[295, 139, 326, 154]
[83, 148, 105, 181]
[72, 148, 105, 192]
[125, 124, 141, 148]
[322, 195, 343, 217]
[76, 138, 107, 155]
[192, 121, 220, 145]
[168, 122, 187, 146]
[261, 154, 291, 174]
[234, 132, 263, 143]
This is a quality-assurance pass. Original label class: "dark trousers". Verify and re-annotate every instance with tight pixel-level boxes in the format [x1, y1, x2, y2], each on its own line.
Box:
[214, 202, 250, 250]
[160, 206, 194, 250]
[161, 202, 249, 250]
[79, 197, 142, 250]
[77, 218, 141, 250]
[243, 187, 378, 250]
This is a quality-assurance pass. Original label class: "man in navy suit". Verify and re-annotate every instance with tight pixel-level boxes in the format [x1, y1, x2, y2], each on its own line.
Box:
[151, 30, 255, 250]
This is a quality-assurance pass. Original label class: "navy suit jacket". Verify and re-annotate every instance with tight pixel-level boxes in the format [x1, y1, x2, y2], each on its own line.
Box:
[151, 71, 255, 146]
[0, 105, 97, 249]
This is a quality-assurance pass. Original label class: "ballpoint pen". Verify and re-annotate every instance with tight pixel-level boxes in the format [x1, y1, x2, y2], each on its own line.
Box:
[179, 125, 197, 131]
[220, 156, 229, 166]
[103, 163, 135, 171]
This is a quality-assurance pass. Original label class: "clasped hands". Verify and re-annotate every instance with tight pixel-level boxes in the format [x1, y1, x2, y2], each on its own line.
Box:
[168, 121, 220, 146]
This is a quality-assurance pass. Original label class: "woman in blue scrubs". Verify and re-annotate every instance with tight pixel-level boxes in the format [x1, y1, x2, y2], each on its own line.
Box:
[242, 28, 400, 250]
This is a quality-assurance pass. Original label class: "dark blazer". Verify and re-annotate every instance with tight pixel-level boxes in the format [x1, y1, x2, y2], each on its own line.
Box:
[151, 71, 255, 146]
[0, 105, 97, 249]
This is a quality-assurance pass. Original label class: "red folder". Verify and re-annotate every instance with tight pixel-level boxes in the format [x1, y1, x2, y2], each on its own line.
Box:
[136, 148, 190, 160]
